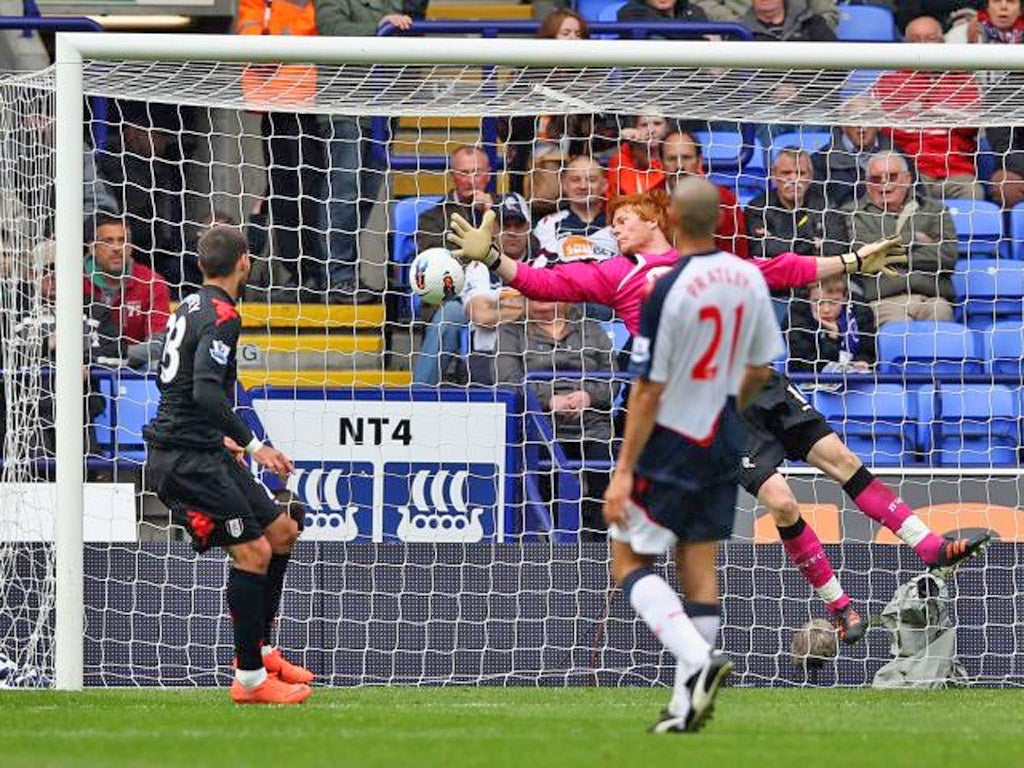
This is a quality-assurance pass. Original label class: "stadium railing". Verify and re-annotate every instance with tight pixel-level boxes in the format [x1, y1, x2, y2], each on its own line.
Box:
[521, 370, 621, 541]
[0, 14, 108, 149]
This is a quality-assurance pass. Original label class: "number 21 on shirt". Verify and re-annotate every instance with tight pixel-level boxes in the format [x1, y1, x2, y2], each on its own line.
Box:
[691, 305, 744, 381]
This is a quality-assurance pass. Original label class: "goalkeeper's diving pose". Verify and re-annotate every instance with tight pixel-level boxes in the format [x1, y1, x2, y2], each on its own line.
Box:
[448, 189, 989, 645]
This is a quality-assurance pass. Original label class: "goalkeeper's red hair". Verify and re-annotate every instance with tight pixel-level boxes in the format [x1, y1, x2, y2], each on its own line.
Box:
[607, 189, 672, 238]
[607, 190, 674, 258]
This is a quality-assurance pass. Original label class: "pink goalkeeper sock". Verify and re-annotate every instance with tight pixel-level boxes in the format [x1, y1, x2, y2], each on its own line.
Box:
[848, 474, 943, 564]
[779, 519, 849, 613]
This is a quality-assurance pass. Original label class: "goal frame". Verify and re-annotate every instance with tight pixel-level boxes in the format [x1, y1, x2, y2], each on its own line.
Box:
[51, 32, 1024, 690]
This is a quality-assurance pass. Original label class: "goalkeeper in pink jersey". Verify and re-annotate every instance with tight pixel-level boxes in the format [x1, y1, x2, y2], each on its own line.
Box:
[449, 189, 989, 645]
[450, 189, 902, 338]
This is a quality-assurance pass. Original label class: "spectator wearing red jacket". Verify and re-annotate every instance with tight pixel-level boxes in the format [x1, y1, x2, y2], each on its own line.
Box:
[84, 212, 170, 347]
[946, 2, 1024, 208]
[875, 16, 985, 202]
[662, 130, 749, 257]
[606, 114, 669, 198]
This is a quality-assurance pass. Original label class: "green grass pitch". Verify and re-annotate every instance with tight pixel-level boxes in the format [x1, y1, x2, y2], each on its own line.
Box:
[2, 687, 1022, 768]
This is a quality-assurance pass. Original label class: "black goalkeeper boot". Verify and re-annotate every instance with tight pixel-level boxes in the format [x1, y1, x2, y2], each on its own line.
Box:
[928, 532, 991, 574]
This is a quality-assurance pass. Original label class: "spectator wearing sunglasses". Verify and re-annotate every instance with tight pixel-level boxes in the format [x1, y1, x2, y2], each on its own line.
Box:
[841, 151, 957, 328]
[811, 96, 912, 209]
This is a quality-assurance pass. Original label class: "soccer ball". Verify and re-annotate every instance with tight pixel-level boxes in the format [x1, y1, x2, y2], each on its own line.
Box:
[410, 247, 465, 306]
[790, 618, 838, 670]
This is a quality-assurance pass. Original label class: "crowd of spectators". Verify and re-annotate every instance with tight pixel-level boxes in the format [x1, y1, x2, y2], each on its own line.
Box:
[22, 0, 1013, 314]
[400, 0, 1024, 523]
[4, 0, 1023, 515]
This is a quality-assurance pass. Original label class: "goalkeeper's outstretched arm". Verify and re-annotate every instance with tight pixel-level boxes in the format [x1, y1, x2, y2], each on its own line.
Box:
[447, 210, 613, 305]
[755, 236, 907, 291]
[447, 210, 517, 280]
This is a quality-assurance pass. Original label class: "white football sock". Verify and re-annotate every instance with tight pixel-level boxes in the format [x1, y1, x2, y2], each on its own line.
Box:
[628, 573, 710, 716]
[234, 667, 267, 689]
[690, 614, 721, 647]
[896, 515, 933, 549]
[261, 645, 275, 658]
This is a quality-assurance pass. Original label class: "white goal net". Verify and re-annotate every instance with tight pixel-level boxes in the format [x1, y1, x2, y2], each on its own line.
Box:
[0, 37, 1020, 688]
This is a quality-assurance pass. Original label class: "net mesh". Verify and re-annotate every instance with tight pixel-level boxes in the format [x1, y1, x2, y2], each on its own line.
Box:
[0, 57, 1021, 687]
[54, 61, 1023, 126]
[0, 76, 55, 685]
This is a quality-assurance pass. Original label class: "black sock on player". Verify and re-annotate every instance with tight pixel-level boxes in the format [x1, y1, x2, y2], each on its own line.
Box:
[263, 553, 290, 645]
[228, 568, 266, 670]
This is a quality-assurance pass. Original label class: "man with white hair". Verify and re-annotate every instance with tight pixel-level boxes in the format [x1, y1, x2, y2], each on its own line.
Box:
[842, 150, 958, 327]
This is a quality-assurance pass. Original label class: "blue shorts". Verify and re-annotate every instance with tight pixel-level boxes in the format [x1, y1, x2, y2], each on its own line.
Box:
[632, 476, 738, 544]
[610, 402, 742, 551]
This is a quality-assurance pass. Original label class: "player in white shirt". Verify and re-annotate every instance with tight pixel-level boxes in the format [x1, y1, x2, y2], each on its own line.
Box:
[604, 177, 783, 734]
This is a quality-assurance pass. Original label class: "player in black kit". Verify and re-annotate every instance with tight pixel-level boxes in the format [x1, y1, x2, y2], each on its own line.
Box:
[738, 366, 990, 644]
[144, 226, 312, 705]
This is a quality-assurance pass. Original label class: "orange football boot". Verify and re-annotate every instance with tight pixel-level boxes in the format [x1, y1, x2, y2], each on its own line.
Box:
[263, 647, 315, 684]
[230, 672, 311, 705]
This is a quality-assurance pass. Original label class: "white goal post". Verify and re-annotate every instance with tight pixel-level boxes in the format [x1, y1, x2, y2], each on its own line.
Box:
[45, 33, 1024, 690]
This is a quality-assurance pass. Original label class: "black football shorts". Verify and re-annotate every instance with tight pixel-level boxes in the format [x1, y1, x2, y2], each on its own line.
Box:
[738, 371, 834, 496]
[147, 446, 281, 553]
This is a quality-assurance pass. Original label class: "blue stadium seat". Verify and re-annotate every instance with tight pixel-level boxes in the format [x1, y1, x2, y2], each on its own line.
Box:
[836, 4, 898, 42]
[737, 186, 763, 208]
[982, 321, 1024, 376]
[694, 130, 758, 173]
[707, 170, 740, 196]
[574, 0, 626, 37]
[392, 195, 444, 315]
[812, 384, 919, 465]
[945, 199, 1003, 257]
[741, 135, 767, 182]
[876, 321, 983, 375]
[696, 130, 767, 197]
[768, 130, 834, 163]
[600, 319, 630, 408]
[708, 170, 768, 206]
[935, 384, 1020, 467]
[1009, 201, 1024, 260]
[840, 69, 883, 98]
[952, 259, 1024, 329]
[577, 0, 614, 21]
[596, 1, 626, 22]
[976, 136, 996, 184]
[93, 377, 160, 467]
[392, 195, 444, 269]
